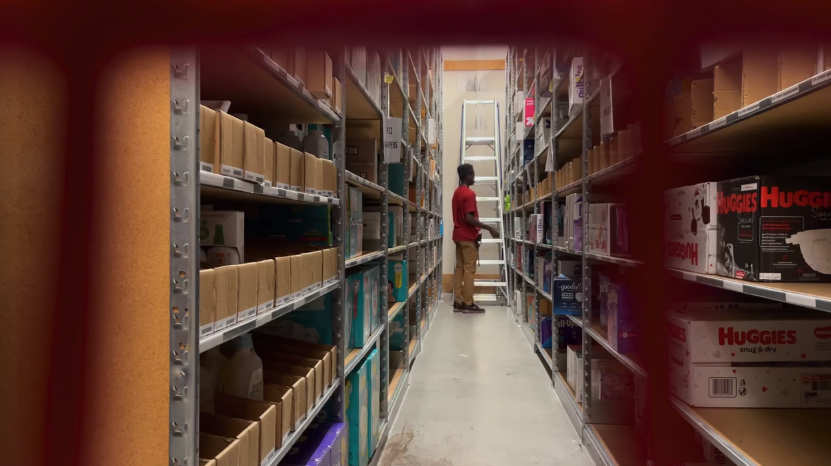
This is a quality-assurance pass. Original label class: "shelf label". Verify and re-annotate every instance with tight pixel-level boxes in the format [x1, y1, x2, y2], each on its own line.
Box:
[737, 103, 760, 118]
[384, 116, 403, 163]
[812, 69, 831, 86]
[771, 85, 799, 104]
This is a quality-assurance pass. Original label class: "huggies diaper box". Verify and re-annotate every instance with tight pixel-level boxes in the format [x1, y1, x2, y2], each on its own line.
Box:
[663, 183, 718, 273]
[716, 176, 831, 282]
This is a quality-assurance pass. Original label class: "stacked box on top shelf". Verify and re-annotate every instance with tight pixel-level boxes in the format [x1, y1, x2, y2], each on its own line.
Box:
[347, 187, 364, 258]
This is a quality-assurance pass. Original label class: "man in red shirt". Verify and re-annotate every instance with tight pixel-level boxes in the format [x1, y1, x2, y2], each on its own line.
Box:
[452, 163, 500, 313]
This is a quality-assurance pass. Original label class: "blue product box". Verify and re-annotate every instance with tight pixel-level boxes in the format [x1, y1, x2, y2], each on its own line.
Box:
[389, 311, 405, 350]
[346, 359, 369, 466]
[540, 316, 553, 348]
[597, 274, 613, 333]
[553, 278, 582, 315]
[280, 419, 331, 466]
[347, 270, 371, 348]
[366, 349, 381, 456]
[522, 138, 535, 164]
[270, 293, 334, 344]
[607, 283, 637, 354]
[328, 421, 348, 466]
[344, 274, 360, 353]
[388, 260, 408, 302]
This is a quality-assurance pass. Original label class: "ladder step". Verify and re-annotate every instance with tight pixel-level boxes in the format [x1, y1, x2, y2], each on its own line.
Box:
[474, 280, 508, 287]
[473, 294, 500, 302]
[479, 217, 502, 224]
[466, 136, 495, 146]
[477, 259, 505, 265]
[463, 156, 498, 161]
[474, 176, 498, 182]
[476, 197, 501, 202]
[479, 238, 503, 244]
[464, 99, 496, 105]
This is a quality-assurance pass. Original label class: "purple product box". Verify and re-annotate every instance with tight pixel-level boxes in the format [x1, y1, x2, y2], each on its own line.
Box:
[282, 422, 347, 466]
[607, 283, 637, 354]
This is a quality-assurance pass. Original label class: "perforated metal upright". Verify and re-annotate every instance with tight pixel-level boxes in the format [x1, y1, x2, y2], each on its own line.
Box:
[333, 48, 348, 424]
[378, 65, 391, 418]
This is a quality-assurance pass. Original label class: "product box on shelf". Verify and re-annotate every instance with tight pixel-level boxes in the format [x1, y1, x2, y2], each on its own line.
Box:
[713, 63, 741, 120]
[236, 262, 259, 322]
[289, 148, 304, 192]
[522, 138, 535, 164]
[664, 182, 718, 274]
[271, 293, 335, 345]
[390, 311, 405, 350]
[557, 259, 582, 279]
[214, 265, 239, 331]
[345, 139, 378, 183]
[568, 57, 585, 116]
[264, 137, 275, 187]
[262, 364, 313, 422]
[256, 259, 275, 314]
[388, 260, 408, 302]
[717, 176, 831, 282]
[262, 352, 324, 404]
[367, 349, 381, 456]
[356, 264, 381, 334]
[274, 142, 291, 190]
[201, 211, 245, 262]
[607, 283, 637, 354]
[218, 111, 245, 179]
[199, 269, 216, 336]
[346, 359, 369, 466]
[362, 212, 382, 252]
[556, 316, 582, 367]
[306, 49, 333, 99]
[213, 395, 278, 466]
[587, 203, 612, 256]
[566, 345, 583, 401]
[261, 385, 293, 447]
[591, 359, 634, 401]
[273, 256, 290, 307]
[200, 412, 259, 466]
[609, 204, 631, 257]
[243, 121, 266, 184]
[553, 278, 582, 316]
[199, 432, 241, 466]
[347, 270, 373, 347]
[199, 105, 220, 173]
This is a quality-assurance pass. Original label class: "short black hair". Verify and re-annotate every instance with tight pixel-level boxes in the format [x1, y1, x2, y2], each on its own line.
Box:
[457, 163, 474, 180]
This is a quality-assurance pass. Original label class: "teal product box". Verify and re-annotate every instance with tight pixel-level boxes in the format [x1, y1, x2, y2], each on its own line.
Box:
[388, 260, 408, 302]
[354, 264, 380, 334]
[347, 222, 363, 259]
[260, 205, 332, 246]
[348, 187, 363, 222]
[348, 269, 372, 347]
[346, 360, 369, 466]
[266, 293, 334, 344]
[390, 206, 404, 245]
[344, 273, 361, 354]
[389, 311, 405, 350]
[367, 349, 381, 456]
[389, 163, 405, 196]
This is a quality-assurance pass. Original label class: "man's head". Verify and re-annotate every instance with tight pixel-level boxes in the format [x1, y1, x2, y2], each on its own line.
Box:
[457, 163, 475, 186]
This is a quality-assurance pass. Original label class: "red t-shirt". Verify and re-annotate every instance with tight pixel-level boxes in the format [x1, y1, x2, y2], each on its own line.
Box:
[452, 185, 480, 241]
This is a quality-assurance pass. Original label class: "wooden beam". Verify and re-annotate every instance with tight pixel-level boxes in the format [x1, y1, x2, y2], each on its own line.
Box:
[443, 59, 505, 71]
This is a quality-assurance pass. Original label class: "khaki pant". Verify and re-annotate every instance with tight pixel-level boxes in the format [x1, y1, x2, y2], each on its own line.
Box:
[453, 241, 478, 305]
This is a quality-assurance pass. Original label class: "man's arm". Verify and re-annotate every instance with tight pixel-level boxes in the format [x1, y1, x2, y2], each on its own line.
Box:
[466, 212, 500, 238]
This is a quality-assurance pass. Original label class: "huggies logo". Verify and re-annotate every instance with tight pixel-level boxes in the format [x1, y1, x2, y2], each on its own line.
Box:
[668, 242, 699, 265]
[668, 323, 686, 342]
[718, 327, 797, 345]
[815, 327, 831, 339]
[718, 191, 758, 214]
[761, 186, 831, 209]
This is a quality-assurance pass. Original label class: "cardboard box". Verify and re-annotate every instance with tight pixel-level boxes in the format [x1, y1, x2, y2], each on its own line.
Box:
[587, 203, 611, 256]
[346, 359, 369, 466]
[388, 260, 408, 302]
[303, 152, 317, 195]
[319, 159, 335, 197]
[311, 250, 323, 291]
[306, 49, 333, 98]
[607, 283, 637, 354]
[214, 265, 239, 330]
[290, 255, 303, 299]
[256, 259, 275, 314]
[243, 122, 265, 183]
[780, 46, 817, 89]
[199, 432, 241, 466]
[569, 57, 585, 116]
[345, 139, 378, 183]
[274, 142, 291, 190]
[263, 343, 331, 390]
[716, 176, 831, 282]
[199, 269, 216, 336]
[200, 105, 220, 173]
[200, 412, 259, 466]
[236, 263, 258, 322]
[670, 85, 692, 137]
[553, 278, 582, 316]
[314, 158, 324, 197]
[713, 63, 742, 119]
[261, 364, 313, 424]
[271, 46, 303, 84]
[262, 352, 323, 404]
[200, 211, 245, 261]
[262, 384, 293, 446]
[743, 47, 779, 107]
[691, 79, 714, 128]
[566, 345, 583, 402]
[213, 395, 278, 466]
[367, 349, 381, 456]
[289, 148, 304, 192]
[253, 334, 338, 386]
[334, 77, 342, 113]
[275, 256, 291, 306]
[263, 137, 274, 187]
[663, 182, 718, 274]
[219, 112, 245, 179]
[322, 248, 334, 286]
[591, 358, 633, 401]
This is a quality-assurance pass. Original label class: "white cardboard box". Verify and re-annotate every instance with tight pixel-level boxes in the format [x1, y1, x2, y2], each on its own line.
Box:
[200, 211, 245, 262]
[587, 203, 612, 255]
[663, 182, 718, 274]
[568, 58, 584, 116]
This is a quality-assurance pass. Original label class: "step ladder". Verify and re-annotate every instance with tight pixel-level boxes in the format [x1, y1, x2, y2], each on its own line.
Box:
[455, 99, 508, 306]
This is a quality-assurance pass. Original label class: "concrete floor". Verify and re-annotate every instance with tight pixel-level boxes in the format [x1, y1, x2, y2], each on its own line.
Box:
[376, 300, 594, 466]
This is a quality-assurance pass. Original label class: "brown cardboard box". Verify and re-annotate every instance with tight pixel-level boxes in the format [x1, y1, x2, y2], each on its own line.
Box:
[670, 88, 692, 137]
[598, 142, 610, 170]
[200, 106, 220, 173]
[345, 138, 378, 183]
[214, 265, 239, 331]
[263, 384, 294, 444]
[271, 47, 292, 74]
[200, 460, 217, 466]
[274, 142, 291, 189]
[306, 49, 333, 98]
[779, 46, 817, 89]
[713, 63, 742, 119]
[243, 122, 265, 184]
[319, 159, 335, 197]
[334, 77, 343, 113]
[315, 158, 324, 196]
[261, 362, 313, 419]
[742, 47, 778, 107]
[609, 135, 619, 165]
[199, 269, 216, 336]
[199, 433, 241, 466]
[214, 395, 278, 465]
[263, 137, 274, 187]
[264, 374, 306, 431]
[260, 343, 331, 389]
[322, 248, 333, 285]
[290, 255, 303, 299]
[587, 148, 595, 174]
[303, 152, 317, 195]
[237, 262, 258, 322]
[303, 252, 316, 293]
[261, 352, 323, 403]
[619, 129, 632, 160]
[275, 256, 291, 305]
[289, 148, 304, 192]
[330, 247, 339, 283]
[310, 250, 323, 291]
[219, 112, 245, 179]
[200, 413, 259, 466]
[253, 335, 338, 386]
[256, 260, 275, 315]
[691, 79, 714, 128]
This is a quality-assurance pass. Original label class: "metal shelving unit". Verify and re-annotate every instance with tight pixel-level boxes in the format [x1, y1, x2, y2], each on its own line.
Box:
[161, 45, 444, 466]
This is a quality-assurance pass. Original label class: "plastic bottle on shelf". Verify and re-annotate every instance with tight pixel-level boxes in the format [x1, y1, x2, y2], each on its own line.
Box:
[262, 122, 303, 150]
[220, 334, 264, 401]
[302, 124, 331, 159]
[202, 346, 230, 393]
[207, 247, 240, 267]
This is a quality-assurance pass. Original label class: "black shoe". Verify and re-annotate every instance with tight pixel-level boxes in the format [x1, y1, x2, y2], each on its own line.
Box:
[463, 303, 486, 313]
[453, 301, 465, 312]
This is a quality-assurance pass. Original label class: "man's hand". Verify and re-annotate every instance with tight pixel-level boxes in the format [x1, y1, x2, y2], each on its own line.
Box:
[488, 226, 501, 239]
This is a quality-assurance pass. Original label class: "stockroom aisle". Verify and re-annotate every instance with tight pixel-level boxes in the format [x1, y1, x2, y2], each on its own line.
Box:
[377, 301, 594, 466]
